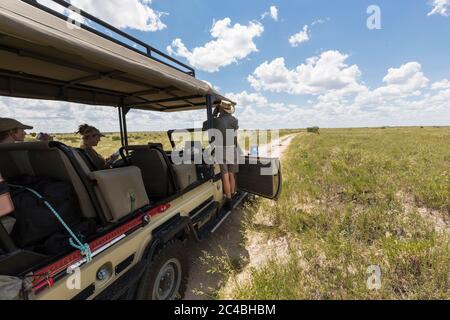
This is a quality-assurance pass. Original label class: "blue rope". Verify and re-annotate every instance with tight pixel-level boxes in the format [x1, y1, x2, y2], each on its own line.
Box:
[9, 184, 92, 263]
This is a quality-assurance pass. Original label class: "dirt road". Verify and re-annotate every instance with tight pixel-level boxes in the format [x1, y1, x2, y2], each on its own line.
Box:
[183, 134, 297, 300]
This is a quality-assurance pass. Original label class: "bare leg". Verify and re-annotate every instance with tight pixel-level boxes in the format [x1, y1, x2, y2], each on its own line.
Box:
[229, 172, 236, 196]
[222, 173, 232, 199]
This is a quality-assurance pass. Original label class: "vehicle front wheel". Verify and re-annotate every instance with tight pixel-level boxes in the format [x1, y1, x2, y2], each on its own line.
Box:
[136, 240, 189, 300]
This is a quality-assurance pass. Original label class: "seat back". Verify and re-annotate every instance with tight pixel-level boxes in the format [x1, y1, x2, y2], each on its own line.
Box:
[173, 164, 198, 190]
[89, 166, 149, 222]
[0, 142, 96, 219]
[128, 147, 175, 200]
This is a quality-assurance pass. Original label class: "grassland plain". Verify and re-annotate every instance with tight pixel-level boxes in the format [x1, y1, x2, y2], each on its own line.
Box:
[35, 129, 301, 158]
[219, 127, 450, 300]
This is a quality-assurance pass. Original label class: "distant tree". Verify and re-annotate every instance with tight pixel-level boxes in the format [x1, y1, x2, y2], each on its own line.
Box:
[307, 126, 320, 134]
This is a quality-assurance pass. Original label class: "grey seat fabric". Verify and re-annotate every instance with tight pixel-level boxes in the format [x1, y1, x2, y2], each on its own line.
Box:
[128, 148, 175, 200]
[173, 164, 198, 190]
[0, 216, 16, 234]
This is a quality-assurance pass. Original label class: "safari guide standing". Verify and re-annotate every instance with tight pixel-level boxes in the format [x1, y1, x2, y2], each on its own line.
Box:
[208, 101, 239, 211]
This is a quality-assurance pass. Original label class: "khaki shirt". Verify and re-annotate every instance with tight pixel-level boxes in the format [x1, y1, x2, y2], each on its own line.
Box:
[204, 114, 239, 164]
[204, 114, 239, 147]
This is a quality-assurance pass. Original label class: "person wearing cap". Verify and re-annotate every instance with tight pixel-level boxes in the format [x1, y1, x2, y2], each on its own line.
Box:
[0, 118, 52, 143]
[204, 101, 239, 210]
[77, 124, 119, 170]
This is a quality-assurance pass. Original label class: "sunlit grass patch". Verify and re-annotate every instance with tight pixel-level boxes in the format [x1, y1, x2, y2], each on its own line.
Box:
[221, 127, 450, 300]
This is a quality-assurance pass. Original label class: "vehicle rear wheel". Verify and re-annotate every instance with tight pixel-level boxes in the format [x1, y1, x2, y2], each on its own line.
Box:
[136, 240, 189, 300]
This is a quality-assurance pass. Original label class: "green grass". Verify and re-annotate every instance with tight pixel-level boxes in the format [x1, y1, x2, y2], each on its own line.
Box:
[220, 127, 450, 300]
[33, 129, 302, 158]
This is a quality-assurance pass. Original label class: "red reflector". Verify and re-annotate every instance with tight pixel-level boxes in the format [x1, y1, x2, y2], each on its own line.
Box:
[149, 204, 171, 217]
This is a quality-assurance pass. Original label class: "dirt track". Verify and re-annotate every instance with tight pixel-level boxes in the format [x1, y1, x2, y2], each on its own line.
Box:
[184, 134, 297, 300]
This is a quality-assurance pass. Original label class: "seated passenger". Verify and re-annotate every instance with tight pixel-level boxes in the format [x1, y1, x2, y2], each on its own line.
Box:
[0, 173, 14, 217]
[0, 118, 53, 143]
[77, 124, 119, 170]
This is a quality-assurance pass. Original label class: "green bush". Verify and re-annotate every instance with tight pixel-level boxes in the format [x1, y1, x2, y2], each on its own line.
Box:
[307, 126, 320, 134]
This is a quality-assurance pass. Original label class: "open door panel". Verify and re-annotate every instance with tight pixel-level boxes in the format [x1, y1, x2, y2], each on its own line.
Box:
[237, 156, 282, 200]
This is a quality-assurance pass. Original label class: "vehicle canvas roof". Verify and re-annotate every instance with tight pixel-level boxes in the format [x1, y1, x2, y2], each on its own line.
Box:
[0, 0, 233, 112]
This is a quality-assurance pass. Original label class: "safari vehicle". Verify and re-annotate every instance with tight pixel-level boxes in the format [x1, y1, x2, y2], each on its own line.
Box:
[0, 0, 282, 300]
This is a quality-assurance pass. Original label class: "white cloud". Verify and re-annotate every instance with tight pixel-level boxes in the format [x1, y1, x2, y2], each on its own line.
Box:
[262, 6, 279, 21]
[167, 18, 264, 72]
[226, 91, 268, 108]
[0, 97, 206, 133]
[311, 17, 331, 26]
[428, 0, 450, 16]
[242, 57, 449, 128]
[431, 79, 450, 90]
[356, 62, 429, 106]
[38, 0, 167, 31]
[248, 50, 364, 96]
[289, 25, 310, 47]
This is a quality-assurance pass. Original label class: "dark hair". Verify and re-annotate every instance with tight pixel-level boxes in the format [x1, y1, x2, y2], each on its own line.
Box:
[0, 130, 12, 142]
[77, 124, 91, 136]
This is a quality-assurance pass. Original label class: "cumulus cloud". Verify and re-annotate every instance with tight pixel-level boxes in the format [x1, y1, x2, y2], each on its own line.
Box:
[225, 91, 268, 108]
[428, 0, 450, 16]
[311, 17, 331, 26]
[431, 79, 450, 90]
[356, 62, 429, 106]
[289, 25, 310, 47]
[38, 0, 167, 31]
[261, 6, 279, 21]
[240, 56, 449, 129]
[167, 18, 264, 72]
[248, 50, 364, 96]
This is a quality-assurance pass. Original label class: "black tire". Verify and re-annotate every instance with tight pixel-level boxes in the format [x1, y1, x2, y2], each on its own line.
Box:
[136, 240, 189, 300]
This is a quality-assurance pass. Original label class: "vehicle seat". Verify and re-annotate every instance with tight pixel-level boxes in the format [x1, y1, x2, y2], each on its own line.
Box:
[0, 142, 96, 220]
[0, 216, 15, 234]
[75, 148, 97, 171]
[72, 149, 150, 222]
[122, 145, 178, 201]
[89, 167, 150, 222]
[172, 164, 198, 190]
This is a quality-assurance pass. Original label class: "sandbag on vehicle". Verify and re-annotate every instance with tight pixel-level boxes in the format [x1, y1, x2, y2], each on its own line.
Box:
[0, 275, 34, 300]
[8, 175, 82, 249]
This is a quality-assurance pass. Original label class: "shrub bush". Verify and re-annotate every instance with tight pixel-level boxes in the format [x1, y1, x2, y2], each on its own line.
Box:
[307, 126, 320, 134]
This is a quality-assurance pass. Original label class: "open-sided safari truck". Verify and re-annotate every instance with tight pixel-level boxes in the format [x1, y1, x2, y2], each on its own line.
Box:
[0, 0, 281, 300]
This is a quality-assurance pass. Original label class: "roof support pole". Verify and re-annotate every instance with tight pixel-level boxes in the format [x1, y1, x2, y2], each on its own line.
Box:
[118, 107, 125, 147]
[206, 94, 214, 130]
[118, 106, 131, 147]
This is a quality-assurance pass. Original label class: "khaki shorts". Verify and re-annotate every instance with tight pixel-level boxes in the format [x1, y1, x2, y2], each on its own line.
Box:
[220, 164, 239, 174]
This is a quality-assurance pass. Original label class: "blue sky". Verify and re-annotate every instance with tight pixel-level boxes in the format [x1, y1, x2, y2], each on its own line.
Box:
[1, 0, 449, 132]
[158, 0, 449, 90]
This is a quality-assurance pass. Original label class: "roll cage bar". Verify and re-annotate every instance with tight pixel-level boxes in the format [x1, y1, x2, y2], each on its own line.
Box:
[119, 94, 217, 148]
[21, 0, 195, 76]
